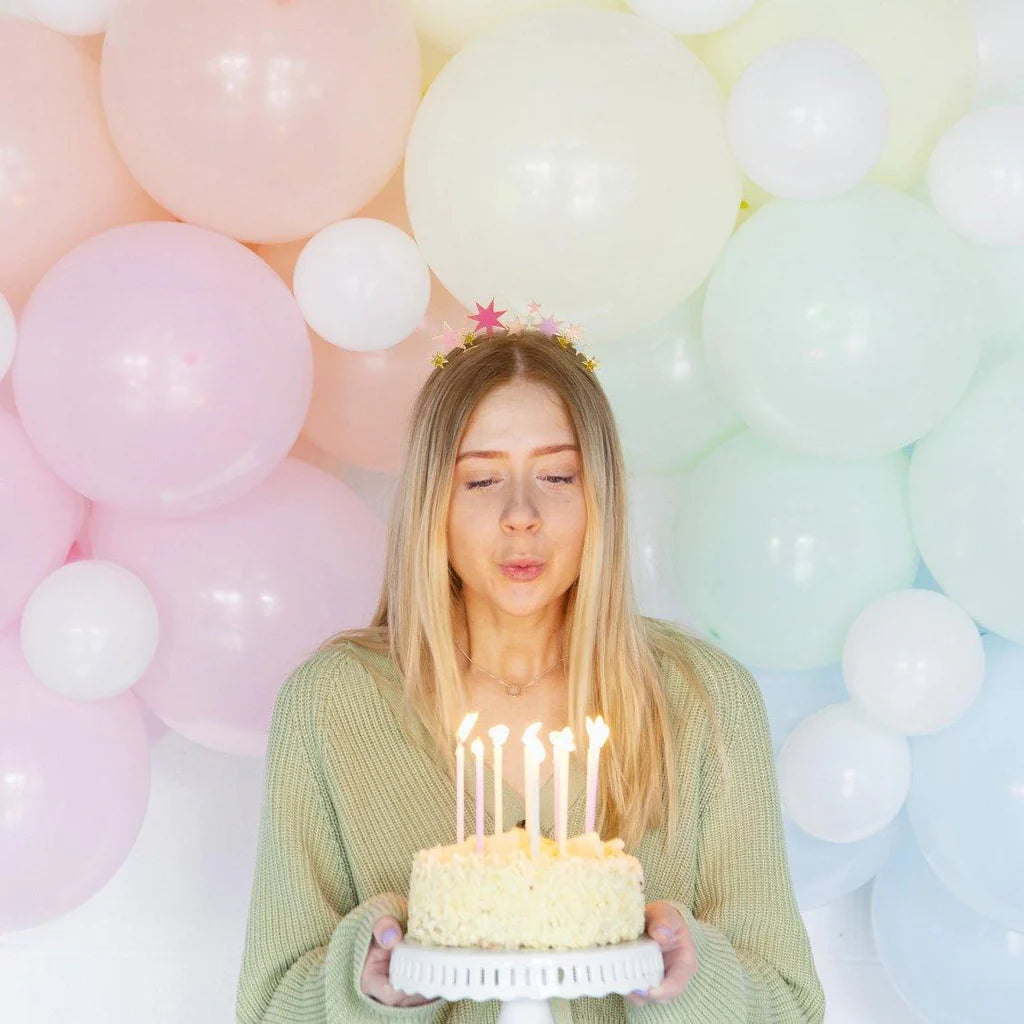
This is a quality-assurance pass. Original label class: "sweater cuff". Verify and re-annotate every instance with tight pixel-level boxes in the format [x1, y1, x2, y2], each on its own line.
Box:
[325, 892, 445, 1021]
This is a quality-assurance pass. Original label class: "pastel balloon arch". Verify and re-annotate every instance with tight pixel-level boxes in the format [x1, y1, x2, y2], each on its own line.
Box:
[1, 2, 1023, 1018]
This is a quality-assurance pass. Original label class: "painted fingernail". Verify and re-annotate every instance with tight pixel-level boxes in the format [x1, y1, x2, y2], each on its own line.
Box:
[631, 989, 646, 997]
[654, 925, 677, 941]
[381, 927, 399, 947]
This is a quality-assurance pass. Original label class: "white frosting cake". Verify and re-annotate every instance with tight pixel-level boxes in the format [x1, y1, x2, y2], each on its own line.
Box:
[406, 827, 646, 950]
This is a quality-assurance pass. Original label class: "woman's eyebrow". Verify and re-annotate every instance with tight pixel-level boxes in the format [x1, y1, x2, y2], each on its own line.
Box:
[455, 443, 579, 462]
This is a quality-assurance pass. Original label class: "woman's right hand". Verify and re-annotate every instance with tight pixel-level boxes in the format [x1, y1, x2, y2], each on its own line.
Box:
[360, 913, 438, 1007]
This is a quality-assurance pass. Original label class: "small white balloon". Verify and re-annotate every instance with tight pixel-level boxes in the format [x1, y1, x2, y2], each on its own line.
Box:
[726, 38, 888, 200]
[0, 291, 15, 381]
[24, 0, 114, 34]
[778, 702, 911, 843]
[842, 589, 985, 735]
[626, 0, 754, 34]
[928, 104, 1024, 245]
[293, 218, 431, 352]
[967, 0, 1024, 107]
[20, 559, 160, 701]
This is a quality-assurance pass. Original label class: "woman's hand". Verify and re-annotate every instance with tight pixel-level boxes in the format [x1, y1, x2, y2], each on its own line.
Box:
[360, 911, 439, 1007]
[625, 900, 699, 1007]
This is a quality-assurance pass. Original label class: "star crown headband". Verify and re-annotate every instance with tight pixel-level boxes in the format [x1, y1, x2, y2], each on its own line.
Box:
[429, 299, 600, 373]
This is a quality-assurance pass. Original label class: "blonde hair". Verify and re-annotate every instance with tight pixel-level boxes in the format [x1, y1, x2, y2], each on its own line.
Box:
[319, 327, 724, 852]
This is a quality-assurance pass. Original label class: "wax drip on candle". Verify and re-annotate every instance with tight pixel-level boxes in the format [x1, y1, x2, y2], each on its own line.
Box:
[455, 711, 478, 844]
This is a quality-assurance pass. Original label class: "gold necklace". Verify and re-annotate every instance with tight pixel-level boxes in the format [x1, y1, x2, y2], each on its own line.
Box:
[454, 640, 564, 699]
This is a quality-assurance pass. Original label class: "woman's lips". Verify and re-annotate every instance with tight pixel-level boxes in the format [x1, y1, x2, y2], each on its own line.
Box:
[500, 562, 544, 580]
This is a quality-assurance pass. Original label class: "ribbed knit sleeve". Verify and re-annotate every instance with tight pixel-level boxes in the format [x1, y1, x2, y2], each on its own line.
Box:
[235, 661, 446, 1024]
[626, 654, 826, 1024]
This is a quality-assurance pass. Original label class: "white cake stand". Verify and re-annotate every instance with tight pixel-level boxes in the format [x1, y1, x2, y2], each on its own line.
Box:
[390, 937, 664, 1023]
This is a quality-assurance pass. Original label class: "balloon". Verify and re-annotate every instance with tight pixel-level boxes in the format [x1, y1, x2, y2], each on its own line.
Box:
[293, 219, 431, 351]
[405, 7, 741, 343]
[26, 0, 112, 34]
[0, 290, 13, 380]
[972, 238, 1024, 367]
[0, 628, 151, 932]
[908, 356, 1024, 644]
[927, 104, 1024, 245]
[967, 0, 1024, 108]
[585, 287, 743, 476]
[697, 0, 979, 193]
[20, 559, 159, 701]
[101, 0, 420, 242]
[726, 38, 888, 199]
[87, 458, 386, 756]
[872, 833, 1024, 1022]
[0, 411, 85, 630]
[777, 701, 912, 843]
[702, 184, 983, 458]
[626, 0, 753, 34]
[842, 589, 985, 736]
[0, 16, 166, 315]
[907, 633, 1024, 930]
[669, 431, 919, 670]
[13, 221, 313, 516]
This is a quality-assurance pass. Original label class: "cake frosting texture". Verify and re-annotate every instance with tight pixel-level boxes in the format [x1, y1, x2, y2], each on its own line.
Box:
[406, 827, 645, 950]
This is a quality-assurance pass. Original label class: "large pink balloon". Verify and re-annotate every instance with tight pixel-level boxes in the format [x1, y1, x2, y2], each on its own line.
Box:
[0, 411, 85, 630]
[0, 16, 167, 316]
[12, 221, 313, 516]
[100, 0, 421, 243]
[0, 628, 151, 932]
[87, 458, 386, 756]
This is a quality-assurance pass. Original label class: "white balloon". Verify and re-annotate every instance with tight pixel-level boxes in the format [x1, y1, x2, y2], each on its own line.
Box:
[778, 702, 911, 843]
[24, 0, 114, 34]
[20, 559, 160, 700]
[927, 104, 1024, 245]
[293, 218, 431, 352]
[0, 291, 14, 381]
[726, 38, 888, 199]
[842, 589, 985, 735]
[967, 0, 1024, 107]
[626, 0, 754, 34]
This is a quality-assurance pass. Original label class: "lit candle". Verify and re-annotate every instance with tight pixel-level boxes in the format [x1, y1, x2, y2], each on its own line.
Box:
[487, 724, 510, 835]
[521, 722, 545, 858]
[549, 726, 576, 855]
[456, 712, 479, 844]
[472, 737, 485, 855]
[584, 715, 610, 836]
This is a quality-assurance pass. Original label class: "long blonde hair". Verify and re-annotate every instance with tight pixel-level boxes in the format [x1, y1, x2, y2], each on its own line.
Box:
[319, 327, 723, 852]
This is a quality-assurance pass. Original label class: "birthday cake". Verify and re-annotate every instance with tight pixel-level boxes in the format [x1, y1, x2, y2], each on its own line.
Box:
[406, 826, 646, 950]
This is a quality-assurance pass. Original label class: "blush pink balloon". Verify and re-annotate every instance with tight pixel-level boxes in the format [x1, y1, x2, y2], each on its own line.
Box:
[100, 0, 421, 243]
[87, 458, 386, 757]
[12, 221, 313, 516]
[0, 16, 167, 316]
[0, 628, 151, 932]
[0, 411, 86, 630]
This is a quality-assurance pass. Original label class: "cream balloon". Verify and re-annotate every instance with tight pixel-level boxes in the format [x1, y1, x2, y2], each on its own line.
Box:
[726, 38, 888, 199]
[405, 7, 741, 343]
[778, 702, 912, 843]
[842, 589, 985, 735]
[698, 0, 979, 190]
[293, 219, 431, 351]
[24, 0, 113, 34]
[626, 0, 753, 34]
[20, 559, 160, 701]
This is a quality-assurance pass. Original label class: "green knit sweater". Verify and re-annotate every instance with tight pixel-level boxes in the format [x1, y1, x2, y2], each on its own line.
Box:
[235, 624, 826, 1023]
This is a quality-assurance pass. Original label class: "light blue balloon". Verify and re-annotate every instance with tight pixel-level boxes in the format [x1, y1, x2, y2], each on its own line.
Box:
[872, 832, 1024, 1023]
[908, 633, 1024, 930]
[755, 663, 847, 757]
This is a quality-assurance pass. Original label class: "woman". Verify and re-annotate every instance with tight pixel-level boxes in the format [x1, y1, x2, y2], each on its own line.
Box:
[235, 325, 826, 1023]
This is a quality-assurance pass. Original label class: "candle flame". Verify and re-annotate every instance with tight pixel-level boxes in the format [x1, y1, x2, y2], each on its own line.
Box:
[488, 724, 510, 745]
[457, 711, 479, 743]
[521, 721, 543, 744]
[470, 737, 484, 756]
[585, 715, 610, 747]
[549, 726, 575, 752]
[527, 736, 547, 764]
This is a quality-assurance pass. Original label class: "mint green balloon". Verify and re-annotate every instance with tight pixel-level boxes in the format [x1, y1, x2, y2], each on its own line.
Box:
[669, 430, 919, 670]
[909, 356, 1024, 644]
[702, 183, 983, 458]
[589, 286, 743, 475]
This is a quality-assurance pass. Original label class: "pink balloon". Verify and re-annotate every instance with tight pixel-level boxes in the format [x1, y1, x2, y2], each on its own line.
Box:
[0, 16, 167, 316]
[100, 0, 421, 242]
[0, 411, 85, 630]
[87, 458, 386, 756]
[0, 628, 151, 932]
[12, 221, 313, 516]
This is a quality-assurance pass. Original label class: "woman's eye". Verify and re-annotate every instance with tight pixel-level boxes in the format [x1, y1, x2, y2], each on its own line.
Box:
[466, 478, 497, 489]
[465, 475, 576, 490]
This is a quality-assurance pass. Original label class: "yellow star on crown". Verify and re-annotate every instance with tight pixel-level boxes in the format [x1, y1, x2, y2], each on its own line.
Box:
[461, 329, 479, 346]
[581, 354, 599, 372]
[430, 351, 449, 368]
[553, 334, 573, 350]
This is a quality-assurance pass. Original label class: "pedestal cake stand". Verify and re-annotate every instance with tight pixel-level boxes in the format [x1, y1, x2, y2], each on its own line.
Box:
[390, 937, 665, 1023]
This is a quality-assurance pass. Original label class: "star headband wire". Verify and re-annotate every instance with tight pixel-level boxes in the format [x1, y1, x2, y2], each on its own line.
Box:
[429, 299, 600, 373]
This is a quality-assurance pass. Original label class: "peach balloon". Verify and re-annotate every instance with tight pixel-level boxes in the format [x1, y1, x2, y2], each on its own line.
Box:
[0, 16, 166, 315]
[100, 0, 421, 243]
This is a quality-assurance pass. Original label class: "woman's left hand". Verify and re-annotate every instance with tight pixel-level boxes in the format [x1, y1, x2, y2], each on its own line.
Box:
[625, 900, 699, 1007]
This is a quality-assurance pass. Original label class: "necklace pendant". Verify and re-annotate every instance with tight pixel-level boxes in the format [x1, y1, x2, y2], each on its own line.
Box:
[506, 683, 522, 698]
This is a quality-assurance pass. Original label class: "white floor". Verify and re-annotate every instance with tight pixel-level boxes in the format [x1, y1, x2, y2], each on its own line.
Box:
[0, 729, 925, 1023]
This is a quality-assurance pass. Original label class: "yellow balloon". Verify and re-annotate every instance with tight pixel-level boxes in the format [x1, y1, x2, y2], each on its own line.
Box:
[697, 0, 978, 195]
[405, 8, 742, 343]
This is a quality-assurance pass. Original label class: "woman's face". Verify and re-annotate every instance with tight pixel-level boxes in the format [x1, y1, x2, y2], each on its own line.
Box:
[447, 380, 587, 618]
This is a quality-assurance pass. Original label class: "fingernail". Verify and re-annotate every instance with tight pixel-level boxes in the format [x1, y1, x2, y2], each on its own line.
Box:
[381, 927, 398, 948]
[654, 925, 677, 941]
[631, 989, 647, 997]
[648, 985, 664, 999]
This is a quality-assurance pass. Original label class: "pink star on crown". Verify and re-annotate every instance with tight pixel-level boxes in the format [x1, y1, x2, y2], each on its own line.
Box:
[431, 321, 461, 347]
[526, 300, 543, 317]
[467, 299, 507, 335]
[536, 313, 564, 338]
